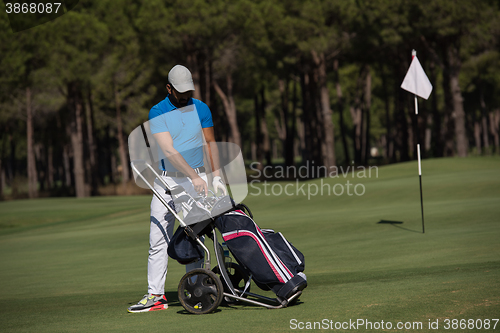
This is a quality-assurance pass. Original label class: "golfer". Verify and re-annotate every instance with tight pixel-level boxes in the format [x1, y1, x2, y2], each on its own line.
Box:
[128, 65, 226, 313]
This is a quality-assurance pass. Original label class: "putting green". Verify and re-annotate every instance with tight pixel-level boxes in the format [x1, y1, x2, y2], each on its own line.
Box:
[0, 157, 499, 332]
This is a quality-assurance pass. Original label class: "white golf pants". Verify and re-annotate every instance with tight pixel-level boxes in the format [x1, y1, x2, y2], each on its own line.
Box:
[148, 173, 207, 295]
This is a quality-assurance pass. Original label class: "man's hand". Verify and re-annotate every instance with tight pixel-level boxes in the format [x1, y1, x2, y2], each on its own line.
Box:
[192, 176, 208, 196]
[212, 176, 227, 196]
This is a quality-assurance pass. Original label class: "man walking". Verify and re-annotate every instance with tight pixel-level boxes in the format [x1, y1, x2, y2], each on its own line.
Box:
[128, 65, 226, 313]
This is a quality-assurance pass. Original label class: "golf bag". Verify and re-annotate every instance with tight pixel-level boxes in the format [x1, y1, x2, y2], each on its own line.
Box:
[214, 206, 307, 303]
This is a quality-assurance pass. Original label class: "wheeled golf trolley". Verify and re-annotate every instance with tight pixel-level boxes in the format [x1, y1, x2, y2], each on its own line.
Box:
[128, 121, 306, 314]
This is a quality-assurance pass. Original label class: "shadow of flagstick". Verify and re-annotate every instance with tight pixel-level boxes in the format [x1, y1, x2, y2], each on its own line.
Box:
[377, 220, 422, 234]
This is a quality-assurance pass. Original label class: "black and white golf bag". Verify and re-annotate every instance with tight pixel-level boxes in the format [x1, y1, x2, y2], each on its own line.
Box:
[214, 207, 307, 303]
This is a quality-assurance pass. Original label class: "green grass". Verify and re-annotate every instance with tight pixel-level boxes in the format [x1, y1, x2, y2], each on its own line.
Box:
[0, 157, 499, 333]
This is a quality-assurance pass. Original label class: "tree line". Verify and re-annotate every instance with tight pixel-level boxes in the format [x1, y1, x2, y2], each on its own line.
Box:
[0, 0, 499, 199]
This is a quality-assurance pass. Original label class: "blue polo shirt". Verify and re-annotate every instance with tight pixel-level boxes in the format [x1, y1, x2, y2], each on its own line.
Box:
[149, 96, 213, 172]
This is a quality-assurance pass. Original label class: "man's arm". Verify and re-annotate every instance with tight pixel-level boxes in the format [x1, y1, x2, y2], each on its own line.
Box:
[203, 127, 228, 195]
[202, 127, 221, 177]
[153, 131, 208, 195]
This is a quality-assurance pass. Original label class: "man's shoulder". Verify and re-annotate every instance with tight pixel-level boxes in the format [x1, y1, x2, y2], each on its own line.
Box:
[191, 98, 211, 114]
[149, 98, 174, 120]
[191, 98, 208, 108]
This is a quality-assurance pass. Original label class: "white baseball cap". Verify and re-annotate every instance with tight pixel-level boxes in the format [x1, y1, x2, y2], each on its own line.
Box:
[168, 65, 195, 93]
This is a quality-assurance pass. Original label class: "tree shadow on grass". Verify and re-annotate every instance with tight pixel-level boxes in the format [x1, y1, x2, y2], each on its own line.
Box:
[377, 220, 422, 233]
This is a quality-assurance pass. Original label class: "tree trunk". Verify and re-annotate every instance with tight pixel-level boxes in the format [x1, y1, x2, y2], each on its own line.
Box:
[0, 131, 6, 199]
[490, 109, 500, 154]
[69, 82, 87, 198]
[296, 116, 305, 159]
[9, 133, 16, 180]
[443, 44, 468, 157]
[111, 153, 117, 190]
[425, 114, 432, 152]
[380, 64, 394, 161]
[350, 105, 362, 164]
[276, 79, 287, 145]
[26, 87, 38, 198]
[105, 126, 115, 184]
[274, 116, 286, 144]
[272, 140, 278, 160]
[114, 82, 130, 185]
[394, 64, 410, 162]
[0, 159, 4, 200]
[63, 144, 72, 188]
[277, 77, 297, 167]
[34, 144, 45, 192]
[301, 69, 318, 169]
[312, 50, 336, 169]
[86, 87, 98, 194]
[187, 53, 202, 100]
[300, 66, 322, 170]
[47, 145, 54, 189]
[407, 111, 414, 159]
[288, 78, 298, 167]
[251, 141, 256, 161]
[480, 89, 489, 152]
[450, 74, 468, 157]
[198, 52, 207, 104]
[204, 52, 212, 106]
[473, 112, 481, 154]
[253, 93, 264, 170]
[300, 70, 311, 165]
[442, 83, 455, 157]
[363, 66, 372, 164]
[429, 60, 443, 157]
[260, 88, 272, 166]
[253, 88, 272, 168]
[350, 67, 365, 164]
[334, 59, 350, 164]
[213, 75, 241, 148]
[441, 46, 455, 157]
[482, 114, 489, 152]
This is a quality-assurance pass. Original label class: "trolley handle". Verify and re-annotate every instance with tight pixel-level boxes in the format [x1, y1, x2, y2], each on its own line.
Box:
[166, 185, 185, 196]
[130, 160, 186, 228]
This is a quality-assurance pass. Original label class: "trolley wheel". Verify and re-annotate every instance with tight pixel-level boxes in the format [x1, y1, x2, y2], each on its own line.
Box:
[178, 268, 223, 314]
[212, 263, 250, 304]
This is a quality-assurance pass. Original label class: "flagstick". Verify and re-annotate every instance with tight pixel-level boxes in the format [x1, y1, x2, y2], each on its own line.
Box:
[417, 143, 425, 233]
[412, 49, 425, 233]
[414, 95, 418, 115]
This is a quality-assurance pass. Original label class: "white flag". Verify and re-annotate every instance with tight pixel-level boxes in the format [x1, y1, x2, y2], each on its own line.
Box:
[401, 56, 433, 100]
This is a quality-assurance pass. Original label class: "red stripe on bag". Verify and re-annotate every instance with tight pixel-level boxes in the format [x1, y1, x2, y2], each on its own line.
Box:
[223, 232, 285, 283]
[255, 226, 293, 277]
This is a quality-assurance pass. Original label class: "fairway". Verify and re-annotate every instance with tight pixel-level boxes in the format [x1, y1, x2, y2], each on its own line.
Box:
[0, 157, 499, 333]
